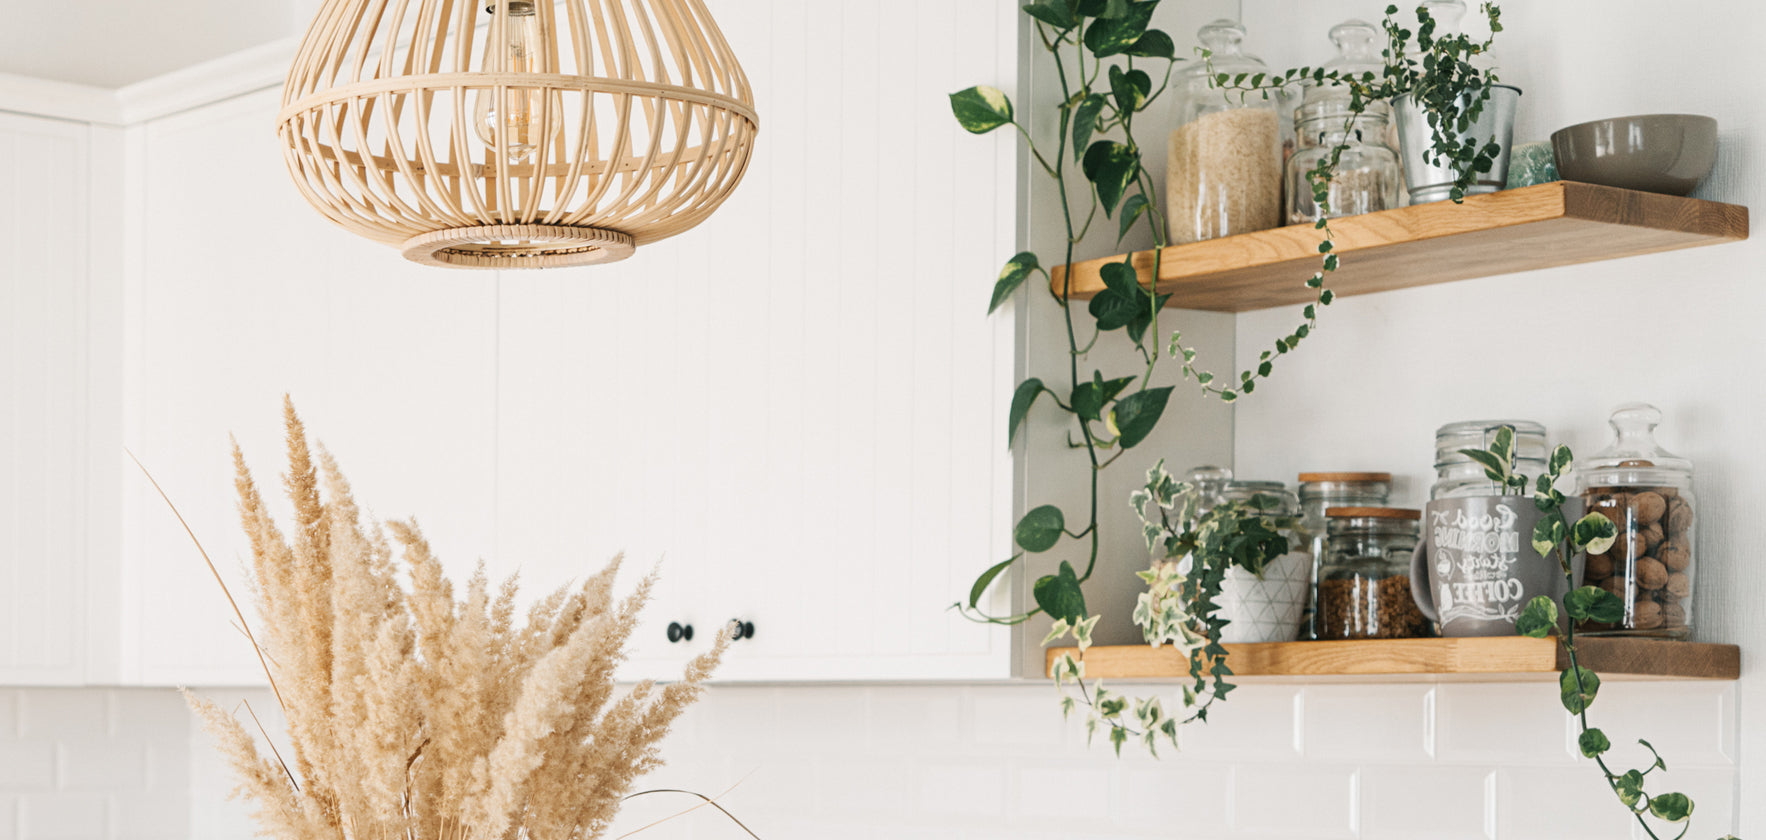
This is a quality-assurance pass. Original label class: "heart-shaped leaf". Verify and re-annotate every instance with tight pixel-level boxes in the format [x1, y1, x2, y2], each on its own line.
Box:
[1577, 727, 1611, 758]
[1082, 0, 1155, 56]
[1117, 194, 1149, 242]
[1071, 94, 1107, 163]
[1565, 585, 1624, 624]
[1082, 140, 1140, 216]
[1648, 792, 1693, 823]
[1007, 378, 1046, 446]
[989, 251, 1041, 314]
[1088, 289, 1142, 331]
[1514, 596, 1557, 638]
[1109, 387, 1172, 449]
[949, 85, 1014, 134]
[1108, 65, 1151, 115]
[1560, 665, 1601, 715]
[1032, 560, 1088, 624]
[1071, 372, 1136, 422]
[1015, 505, 1066, 553]
[1126, 29, 1176, 59]
[968, 554, 1022, 608]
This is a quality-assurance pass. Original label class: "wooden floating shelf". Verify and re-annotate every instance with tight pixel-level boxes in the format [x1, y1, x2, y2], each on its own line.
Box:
[1050, 181, 1749, 313]
[1047, 637, 1740, 683]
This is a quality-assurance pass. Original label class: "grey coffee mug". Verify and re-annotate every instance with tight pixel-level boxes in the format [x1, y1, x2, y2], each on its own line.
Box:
[1410, 496, 1584, 637]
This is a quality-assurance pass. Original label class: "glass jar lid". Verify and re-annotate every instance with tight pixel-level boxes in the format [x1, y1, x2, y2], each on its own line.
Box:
[1581, 403, 1691, 487]
[1434, 419, 1548, 469]
[1178, 19, 1267, 87]
[1301, 19, 1384, 107]
[1300, 472, 1393, 484]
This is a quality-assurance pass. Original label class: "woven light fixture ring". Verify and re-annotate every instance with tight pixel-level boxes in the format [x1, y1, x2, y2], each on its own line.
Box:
[279, 0, 758, 269]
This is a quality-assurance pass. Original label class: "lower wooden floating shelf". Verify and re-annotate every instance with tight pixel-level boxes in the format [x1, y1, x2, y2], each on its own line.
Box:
[1047, 637, 1740, 683]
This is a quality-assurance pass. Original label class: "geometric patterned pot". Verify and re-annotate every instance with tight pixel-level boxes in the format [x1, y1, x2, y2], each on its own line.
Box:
[1217, 550, 1313, 643]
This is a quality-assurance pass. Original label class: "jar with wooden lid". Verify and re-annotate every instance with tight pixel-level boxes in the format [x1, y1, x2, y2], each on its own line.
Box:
[1297, 473, 1393, 640]
[1166, 20, 1283, 245]
[1577, 404, 1696, 638]
[1317, 506, 1428, 640]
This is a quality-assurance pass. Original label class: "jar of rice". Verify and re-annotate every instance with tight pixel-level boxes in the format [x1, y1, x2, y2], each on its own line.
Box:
[1166, 20, 1283, 245]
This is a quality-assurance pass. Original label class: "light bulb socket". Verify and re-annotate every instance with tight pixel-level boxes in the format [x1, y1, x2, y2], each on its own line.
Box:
[485, 1, 536, 15]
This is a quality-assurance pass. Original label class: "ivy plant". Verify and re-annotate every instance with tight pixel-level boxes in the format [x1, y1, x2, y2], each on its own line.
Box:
[1462, 427, 1740, 840]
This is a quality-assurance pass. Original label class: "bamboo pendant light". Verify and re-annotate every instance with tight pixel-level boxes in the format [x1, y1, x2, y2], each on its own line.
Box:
[278, 0, 758, 269]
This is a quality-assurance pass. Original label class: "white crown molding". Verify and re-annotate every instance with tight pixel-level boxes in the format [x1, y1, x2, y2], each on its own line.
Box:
[114, 36, 297, 124]
[0, 73, 122, 125]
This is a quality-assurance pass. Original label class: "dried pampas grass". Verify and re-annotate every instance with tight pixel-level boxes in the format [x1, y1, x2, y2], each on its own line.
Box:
[180, 399, 727, 840]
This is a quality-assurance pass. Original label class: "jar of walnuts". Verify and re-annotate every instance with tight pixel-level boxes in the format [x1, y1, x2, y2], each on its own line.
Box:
[1316, 507, 1430, 640]
[1577, 404, 1696, 638]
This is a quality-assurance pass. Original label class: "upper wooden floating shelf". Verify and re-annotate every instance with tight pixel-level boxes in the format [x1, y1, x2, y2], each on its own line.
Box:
[1047, 637, 1740, 683]
[1050, 181, 1749, 313]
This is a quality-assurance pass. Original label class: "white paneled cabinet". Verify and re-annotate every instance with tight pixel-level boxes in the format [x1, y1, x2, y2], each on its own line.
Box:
[0, 113, 92, 685]
[0, 0, 1025, 685]
[495, 0, 1021, 682]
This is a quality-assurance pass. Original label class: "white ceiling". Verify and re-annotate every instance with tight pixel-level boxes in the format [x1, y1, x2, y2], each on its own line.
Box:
[0, 0, 312, 88]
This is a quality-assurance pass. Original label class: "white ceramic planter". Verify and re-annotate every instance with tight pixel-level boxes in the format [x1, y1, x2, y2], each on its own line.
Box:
[1217, 550, 1313, 643]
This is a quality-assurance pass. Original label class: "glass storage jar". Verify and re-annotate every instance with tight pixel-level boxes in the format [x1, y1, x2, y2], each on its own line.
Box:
[1297, 472, 1393, 640]
[1317, 507, 1427, 640]
[1432, 420, 1549, 499]
[1577, 404, 1696, 638]
[1166, 19, 1283, 245]
[1286, 20, 1400, 223]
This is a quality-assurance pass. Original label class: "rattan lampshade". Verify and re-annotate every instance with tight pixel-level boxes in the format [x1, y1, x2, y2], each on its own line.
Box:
[278, 0, 758, 269]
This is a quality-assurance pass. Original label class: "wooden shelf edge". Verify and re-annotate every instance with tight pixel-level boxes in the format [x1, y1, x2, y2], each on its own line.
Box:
[1047, 182, 1749, 313]
[1045, 637, 1740, 682]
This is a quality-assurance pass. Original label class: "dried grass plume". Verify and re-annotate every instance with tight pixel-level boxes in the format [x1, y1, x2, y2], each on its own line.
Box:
[187, 398, 726, 840]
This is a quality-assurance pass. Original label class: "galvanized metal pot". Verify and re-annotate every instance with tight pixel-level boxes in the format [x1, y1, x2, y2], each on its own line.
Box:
[1393, 85, 1522, 204]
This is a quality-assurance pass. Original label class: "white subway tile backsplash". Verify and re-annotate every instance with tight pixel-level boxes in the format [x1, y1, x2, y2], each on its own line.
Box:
[1231, 765, 1358, 837]
[57, 742, 144, 791]
[1435, 683, 1577, 765]
[0, 743, 56, 791]
[1013, 762, 1112, 821]
[917, 761, 1007, 818]
[1576, 681, 1736, 767]
[869, 688, 963, 755]
[1303, 684, 1434, 762]
[1179, 685, 1303, 761]
[16, 692, 108, 741]
[109, 791, 188, 840]
[1360, 765, 1494, 840]
[17, 793, 106, 840]
[1119, 764, 1233, 836]
[1497, 766, 1637, 840]
[1, 678, 1742, 840]
[970, 688, 1069, 751]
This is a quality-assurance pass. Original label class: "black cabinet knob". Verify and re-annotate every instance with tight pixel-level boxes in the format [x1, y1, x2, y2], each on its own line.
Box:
[667, 622, 694, 643]
[728, 619, 755, 641]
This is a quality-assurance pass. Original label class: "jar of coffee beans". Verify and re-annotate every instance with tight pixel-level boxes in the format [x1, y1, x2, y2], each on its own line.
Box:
[1577, 404, 1696, 639]
[1317, 507, 1429, 640]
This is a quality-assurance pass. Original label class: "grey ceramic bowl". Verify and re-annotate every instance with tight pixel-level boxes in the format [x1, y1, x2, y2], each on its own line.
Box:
[1550, 114, 1717, 196]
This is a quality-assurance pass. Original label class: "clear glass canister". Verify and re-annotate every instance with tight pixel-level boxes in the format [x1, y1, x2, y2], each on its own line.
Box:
[1166, 19, 1283, 245]
[1577, 404, 1696, 638]
[1317, 507, 1428, 640]
[1432, 420, 1549, 499]
[1297, 472, 1393, 640]
[1286, 20, 1400, 223]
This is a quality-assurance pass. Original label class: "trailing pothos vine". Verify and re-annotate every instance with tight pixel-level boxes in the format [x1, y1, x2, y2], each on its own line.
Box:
[1462, 428, 1738, 840]
[947, 1, 1511, 755]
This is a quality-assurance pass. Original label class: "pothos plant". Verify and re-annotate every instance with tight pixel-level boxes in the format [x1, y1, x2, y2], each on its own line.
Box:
[946, 0, 1332, 754]
[1462, 427, 1738, 840]
[946, 1, 1509, 755]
